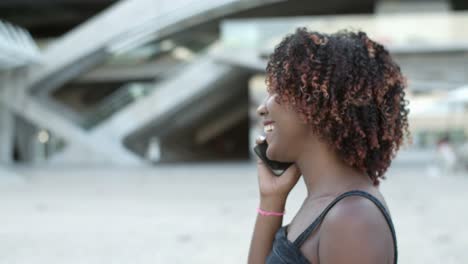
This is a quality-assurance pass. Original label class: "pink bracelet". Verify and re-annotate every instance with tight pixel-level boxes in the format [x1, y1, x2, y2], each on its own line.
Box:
[257, 207, 285, 216]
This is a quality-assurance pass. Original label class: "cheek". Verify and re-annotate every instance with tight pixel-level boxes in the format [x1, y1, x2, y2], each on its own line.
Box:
[276, 120, 307, 142]
[268, 123, 307, 160]
[266, 134, 294, 162]
[266, 144, 275, 160]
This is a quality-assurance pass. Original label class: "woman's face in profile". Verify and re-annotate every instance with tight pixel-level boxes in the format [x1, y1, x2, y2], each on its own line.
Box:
[258, 91, 311, 162]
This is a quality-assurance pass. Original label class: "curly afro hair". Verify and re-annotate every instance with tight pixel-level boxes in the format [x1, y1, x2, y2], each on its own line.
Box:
[266, 28, 410, 185]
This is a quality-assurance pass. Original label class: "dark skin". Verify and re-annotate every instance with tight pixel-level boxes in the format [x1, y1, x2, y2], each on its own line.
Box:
[247, 92, 395, 264]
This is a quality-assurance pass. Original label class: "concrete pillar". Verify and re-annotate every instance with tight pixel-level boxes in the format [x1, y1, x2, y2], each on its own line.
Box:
[0, 102, 14, 163]
[14, 116, 37, 163]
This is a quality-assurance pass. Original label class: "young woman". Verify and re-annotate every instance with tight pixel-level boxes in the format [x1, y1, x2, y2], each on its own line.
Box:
[248, 28, 409, 264]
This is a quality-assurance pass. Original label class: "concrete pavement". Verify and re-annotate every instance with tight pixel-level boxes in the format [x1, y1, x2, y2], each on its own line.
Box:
[0, 163, 467, 264]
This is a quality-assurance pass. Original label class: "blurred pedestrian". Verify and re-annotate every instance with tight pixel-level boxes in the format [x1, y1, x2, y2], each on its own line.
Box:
[436, 135, 456, 175]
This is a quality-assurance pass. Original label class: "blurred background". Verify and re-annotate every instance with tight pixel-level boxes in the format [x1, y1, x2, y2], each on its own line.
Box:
[0, 0, 467, 263]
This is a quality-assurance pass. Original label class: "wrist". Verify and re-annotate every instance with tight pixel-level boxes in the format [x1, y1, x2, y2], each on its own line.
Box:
[257, 207, 285, 216]
[259, 196, 286, 212]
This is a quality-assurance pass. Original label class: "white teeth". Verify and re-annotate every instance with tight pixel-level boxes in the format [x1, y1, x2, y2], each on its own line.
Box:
[263, 124, 274, 133]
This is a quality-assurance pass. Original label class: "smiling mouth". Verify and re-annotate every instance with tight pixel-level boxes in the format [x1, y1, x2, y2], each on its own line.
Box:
[264, 124, 274, 133]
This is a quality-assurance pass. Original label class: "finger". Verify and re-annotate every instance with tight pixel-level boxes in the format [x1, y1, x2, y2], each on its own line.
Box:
[255, 135, 266, 145]
[256, 156, 265, 165]
[256, 157, 276, 181]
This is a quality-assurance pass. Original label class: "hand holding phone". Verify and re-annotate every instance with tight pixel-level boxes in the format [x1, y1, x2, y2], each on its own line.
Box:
[253, 136, 301, 199]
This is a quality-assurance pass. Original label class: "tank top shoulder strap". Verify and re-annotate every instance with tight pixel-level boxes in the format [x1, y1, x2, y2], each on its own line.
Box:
[292, 190, 398, 263]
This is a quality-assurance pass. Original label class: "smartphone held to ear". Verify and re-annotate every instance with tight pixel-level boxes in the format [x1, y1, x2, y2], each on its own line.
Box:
[253, 141, 294, 176]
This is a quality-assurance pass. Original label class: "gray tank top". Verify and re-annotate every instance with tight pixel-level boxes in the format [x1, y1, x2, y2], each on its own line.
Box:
[265, 190, 398, 264]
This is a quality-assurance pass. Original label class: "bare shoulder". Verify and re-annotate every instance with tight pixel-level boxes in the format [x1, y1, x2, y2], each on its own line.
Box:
[318, 194, 395, 264]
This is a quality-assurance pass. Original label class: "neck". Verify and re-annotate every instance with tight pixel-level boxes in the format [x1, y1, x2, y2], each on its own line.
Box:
[296, 140, 373, 200]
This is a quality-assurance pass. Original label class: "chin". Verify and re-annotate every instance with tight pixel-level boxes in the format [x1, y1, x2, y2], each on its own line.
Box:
[268, 145, 294, 163]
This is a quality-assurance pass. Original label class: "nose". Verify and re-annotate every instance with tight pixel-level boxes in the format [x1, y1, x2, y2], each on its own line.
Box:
[256, 100, 268, 118]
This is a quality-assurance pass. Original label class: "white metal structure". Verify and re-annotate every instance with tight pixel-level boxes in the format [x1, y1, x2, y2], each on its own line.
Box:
[0, 21, 41, 163]
[26, 0, 279, 93]
[4, 3, 468, 164]
[0, 20, 40, 70]
[2, 0, 276, 164]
